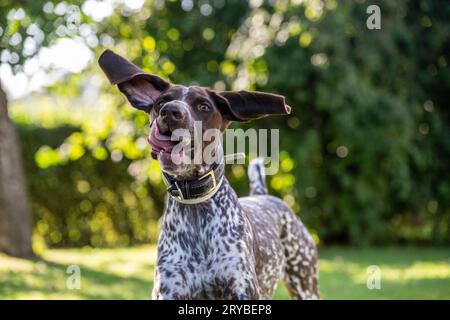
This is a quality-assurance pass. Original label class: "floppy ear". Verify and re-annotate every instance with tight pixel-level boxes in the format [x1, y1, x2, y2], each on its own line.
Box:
[210, 90, 291, 121]
[98, 49, 170, 113]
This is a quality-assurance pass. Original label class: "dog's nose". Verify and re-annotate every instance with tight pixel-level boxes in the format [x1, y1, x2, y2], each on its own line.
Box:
[160, 103, 186, 122]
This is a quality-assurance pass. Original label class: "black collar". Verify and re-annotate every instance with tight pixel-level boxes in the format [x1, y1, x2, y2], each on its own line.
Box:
[162, 162, 225, 204]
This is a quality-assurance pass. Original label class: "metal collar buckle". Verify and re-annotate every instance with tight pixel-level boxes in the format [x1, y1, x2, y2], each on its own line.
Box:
[171, 181, 184, 201]
[198, 169, 217, 190]
[170, 169, 217, 202]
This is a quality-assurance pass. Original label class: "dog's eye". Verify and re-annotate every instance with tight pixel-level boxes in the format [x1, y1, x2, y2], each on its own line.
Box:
[157, 100, 165, 108]
[198, 103, 210, 112]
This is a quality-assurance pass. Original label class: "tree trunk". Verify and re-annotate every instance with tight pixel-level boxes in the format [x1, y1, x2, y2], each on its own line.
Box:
[0, 84, 33, 258]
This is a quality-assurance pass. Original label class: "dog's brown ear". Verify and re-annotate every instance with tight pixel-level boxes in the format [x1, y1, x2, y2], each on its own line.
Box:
[98, 49, 170, 112]
[210, 90, 291, 121]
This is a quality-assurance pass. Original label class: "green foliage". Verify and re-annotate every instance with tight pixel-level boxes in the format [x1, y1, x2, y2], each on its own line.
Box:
[2, 0, 449, 247]
[246, 0, 450, 245]
[0, 0, 87, 66]
[18, 124, 165, 249]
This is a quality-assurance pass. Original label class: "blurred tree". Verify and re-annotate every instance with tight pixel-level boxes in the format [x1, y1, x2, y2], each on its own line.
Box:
[0, 0, 87, 256]
[0, 78, 32, 257]
[0, 1, 35, 257]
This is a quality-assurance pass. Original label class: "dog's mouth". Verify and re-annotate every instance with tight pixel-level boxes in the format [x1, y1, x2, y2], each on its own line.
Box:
[148, 124, 176, 159]
[148, 122, 217, 178]
[148, 123, 192, 161]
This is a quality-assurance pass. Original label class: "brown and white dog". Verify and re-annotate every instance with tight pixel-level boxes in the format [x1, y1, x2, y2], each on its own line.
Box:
[99, 50, 319, 299]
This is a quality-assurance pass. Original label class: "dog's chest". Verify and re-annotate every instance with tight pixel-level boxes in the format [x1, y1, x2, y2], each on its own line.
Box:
[154, 187, 254, 299]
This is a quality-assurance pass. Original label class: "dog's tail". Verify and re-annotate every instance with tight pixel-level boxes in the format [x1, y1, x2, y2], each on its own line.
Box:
[248, 157, 268, 196]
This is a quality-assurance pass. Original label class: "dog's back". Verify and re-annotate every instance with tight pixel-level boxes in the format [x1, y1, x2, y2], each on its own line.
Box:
[239, 158, 319, 299]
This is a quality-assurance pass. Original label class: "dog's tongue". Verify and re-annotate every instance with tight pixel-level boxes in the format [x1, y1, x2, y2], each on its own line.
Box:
[148, 123, 174, 154]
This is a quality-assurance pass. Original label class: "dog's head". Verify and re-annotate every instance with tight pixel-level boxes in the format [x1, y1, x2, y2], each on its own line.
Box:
[99, 50, 290, 178]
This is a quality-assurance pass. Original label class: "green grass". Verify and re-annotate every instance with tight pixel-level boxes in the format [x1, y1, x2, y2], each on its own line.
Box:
[0, 246, 449, 299]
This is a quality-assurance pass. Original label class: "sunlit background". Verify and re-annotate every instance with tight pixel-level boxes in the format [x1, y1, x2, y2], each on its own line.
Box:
[0, 0, 449, 299]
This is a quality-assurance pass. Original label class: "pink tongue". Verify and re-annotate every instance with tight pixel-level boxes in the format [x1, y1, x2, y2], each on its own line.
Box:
[148, 124, 174, 153]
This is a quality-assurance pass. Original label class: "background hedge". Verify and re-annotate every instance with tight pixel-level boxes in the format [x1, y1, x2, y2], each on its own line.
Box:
[4, 0, 449, 248]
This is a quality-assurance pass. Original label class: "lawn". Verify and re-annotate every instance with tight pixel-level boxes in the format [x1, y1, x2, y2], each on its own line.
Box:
[0, 246, 449, 300]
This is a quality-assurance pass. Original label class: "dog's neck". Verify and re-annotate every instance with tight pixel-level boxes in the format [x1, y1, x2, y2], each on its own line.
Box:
[163, 177, 240, 227]
[161, 150, 226, 204]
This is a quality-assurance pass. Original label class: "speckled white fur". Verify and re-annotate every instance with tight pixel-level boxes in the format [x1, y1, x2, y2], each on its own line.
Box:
[152, 159, 319, 300]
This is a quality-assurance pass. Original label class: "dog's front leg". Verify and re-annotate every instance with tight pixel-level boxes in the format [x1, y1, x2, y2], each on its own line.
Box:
[220, 273, 261, 300]
[214, 258, 261, 299]
[152, 265, 198, 300]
